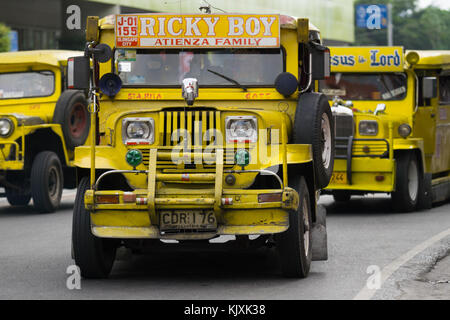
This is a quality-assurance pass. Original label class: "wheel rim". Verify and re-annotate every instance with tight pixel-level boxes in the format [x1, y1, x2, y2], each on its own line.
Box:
[321, 113, 332, 169]
[48, 166, 60, 201]
[69, 103, 87, 138]
[302, 198, 310, 257]
[408, 160, 419, 201]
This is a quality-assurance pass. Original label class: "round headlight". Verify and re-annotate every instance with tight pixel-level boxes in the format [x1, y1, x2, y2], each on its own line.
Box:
[126, 121, 151, 139]
[0, 118, 14, 137]
[398, 123, 412, 138]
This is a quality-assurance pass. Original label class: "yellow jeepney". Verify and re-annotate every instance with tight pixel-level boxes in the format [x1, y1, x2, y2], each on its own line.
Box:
[320, 46, 450, 211]
[0, 50, 88, 213]
[69, 14, 334, 278]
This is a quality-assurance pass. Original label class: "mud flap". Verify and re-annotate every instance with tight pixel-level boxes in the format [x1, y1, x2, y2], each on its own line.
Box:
[115, 246, 133, 261]
[312, 204, 328, 261]
[418, 173, 432, 210]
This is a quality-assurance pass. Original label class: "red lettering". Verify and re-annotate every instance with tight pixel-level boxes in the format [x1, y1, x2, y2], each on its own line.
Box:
[232, 39, 242, 45]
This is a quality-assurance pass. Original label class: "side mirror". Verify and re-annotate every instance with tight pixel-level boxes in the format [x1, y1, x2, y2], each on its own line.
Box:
[67, 56, 90, 90]
[423, 77, 437, 99]
[91, 44, 113, 63]
[275, 72, 298, 97]
[310, 44, 330, 80]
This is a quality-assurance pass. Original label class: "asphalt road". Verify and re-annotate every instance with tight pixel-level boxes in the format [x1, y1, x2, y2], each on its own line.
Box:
[0, 191, 449, 300]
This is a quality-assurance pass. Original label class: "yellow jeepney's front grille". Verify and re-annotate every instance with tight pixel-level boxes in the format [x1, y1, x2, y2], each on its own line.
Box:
[160, 109, 221, 147]
[139, 109, 235, 170]
[352, 140, 389, 157]
[141, 149, 236, 169]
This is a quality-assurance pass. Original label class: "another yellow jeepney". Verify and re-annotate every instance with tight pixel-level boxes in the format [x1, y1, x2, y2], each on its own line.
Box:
[0, 50, 88, 213]
[70, 14, 334, 278]
[320, 46, 450, 211]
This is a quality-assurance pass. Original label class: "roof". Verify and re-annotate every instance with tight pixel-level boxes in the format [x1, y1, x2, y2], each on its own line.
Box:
[0, 50, 83, 67]
[406, 50, 450, 69]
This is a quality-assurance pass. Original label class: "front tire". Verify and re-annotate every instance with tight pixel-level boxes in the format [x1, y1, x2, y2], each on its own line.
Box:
[30, 151, 63, 213]
[392, 153, 421, 212]
[276, 176, 312, 278]
[72, 177, 117, 279]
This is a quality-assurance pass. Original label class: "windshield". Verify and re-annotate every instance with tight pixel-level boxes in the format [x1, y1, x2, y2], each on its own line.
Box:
[0, 71, 55, 99]
[319, 73, 407, 101]
[116, 48, 284, 87]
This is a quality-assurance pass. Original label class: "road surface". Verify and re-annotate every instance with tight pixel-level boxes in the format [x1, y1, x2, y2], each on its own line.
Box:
[0, 191, 449, 299]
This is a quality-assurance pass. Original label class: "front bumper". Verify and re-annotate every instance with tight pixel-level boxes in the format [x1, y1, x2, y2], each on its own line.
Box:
[86, 187, 298, 240]
[326, 157, 395, 192]
[85, 149, 302, 240]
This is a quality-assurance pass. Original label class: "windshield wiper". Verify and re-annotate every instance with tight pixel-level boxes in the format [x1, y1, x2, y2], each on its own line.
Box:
[207, 68, 247, 91]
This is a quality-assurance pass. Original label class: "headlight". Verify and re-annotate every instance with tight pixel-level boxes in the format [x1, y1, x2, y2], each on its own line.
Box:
[122, 117, 154, 145]
[398, 123, 412, 138]
[359, 120, 378, 136]
[225, 116, 258, 143]
[0, 118, 14, 137]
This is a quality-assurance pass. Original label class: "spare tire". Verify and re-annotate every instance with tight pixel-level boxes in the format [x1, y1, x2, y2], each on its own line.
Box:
[53, 90, 90, 150]
[293, 92, 335, 189]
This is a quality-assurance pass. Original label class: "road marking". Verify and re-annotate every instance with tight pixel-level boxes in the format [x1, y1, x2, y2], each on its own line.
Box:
[354, 227, 450, 300]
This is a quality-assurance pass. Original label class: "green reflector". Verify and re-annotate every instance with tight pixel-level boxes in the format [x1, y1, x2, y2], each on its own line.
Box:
[235, 149, 250, 169]
[126, 149, 143, 167]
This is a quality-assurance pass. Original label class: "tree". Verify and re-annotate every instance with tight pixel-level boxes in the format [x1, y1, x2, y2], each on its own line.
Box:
[354, 0, 450, 50]
[0, 23, 10, 52]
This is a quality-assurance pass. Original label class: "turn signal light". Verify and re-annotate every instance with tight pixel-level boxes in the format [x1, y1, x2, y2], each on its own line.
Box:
[258, 193, 282, 203]
[95, 195, 120, 204]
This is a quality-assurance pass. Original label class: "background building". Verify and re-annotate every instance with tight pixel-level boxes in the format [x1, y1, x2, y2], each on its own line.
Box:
[0, 0, 354, 51]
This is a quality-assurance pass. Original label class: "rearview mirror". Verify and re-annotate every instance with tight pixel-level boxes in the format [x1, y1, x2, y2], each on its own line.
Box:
[67, 56, 90, 90]
[310, 44, 330, 80]
[91, 44, 113, 63]
[422, 77, 437, 99]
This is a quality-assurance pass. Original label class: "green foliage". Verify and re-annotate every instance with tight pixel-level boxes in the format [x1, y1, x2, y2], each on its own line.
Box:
[354, 0, 450, 49]
[0, 23, 11, 52]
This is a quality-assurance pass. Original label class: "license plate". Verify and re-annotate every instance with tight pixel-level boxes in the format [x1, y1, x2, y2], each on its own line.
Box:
[330, 172, 348, 184]
[160, 210, 217, 231]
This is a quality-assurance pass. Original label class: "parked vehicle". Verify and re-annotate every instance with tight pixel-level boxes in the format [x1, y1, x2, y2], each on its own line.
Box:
[321, 46, 450, 211]
[0, 50, 88, 212]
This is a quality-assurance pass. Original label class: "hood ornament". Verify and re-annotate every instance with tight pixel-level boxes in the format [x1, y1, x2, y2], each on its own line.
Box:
[181, 78, 198, 106]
